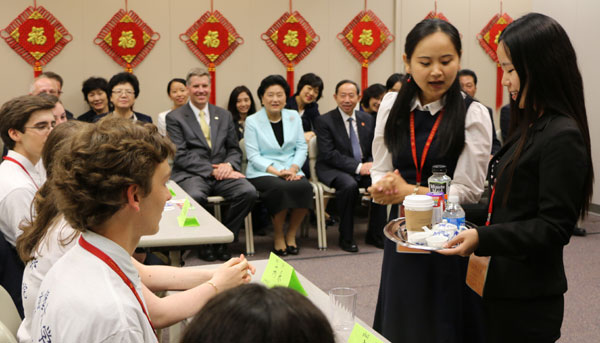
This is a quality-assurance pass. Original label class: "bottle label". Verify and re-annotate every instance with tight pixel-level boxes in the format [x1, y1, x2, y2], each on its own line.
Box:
[445, 216, 465, 229]
[429, 181, 447, 194]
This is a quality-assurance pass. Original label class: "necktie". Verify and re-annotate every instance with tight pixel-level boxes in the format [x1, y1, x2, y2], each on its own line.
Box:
[348, 117, 361, 162]
[199, 110, 211, 148]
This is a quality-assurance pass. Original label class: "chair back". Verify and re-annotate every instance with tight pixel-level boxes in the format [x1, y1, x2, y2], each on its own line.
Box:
[239, 138, 247, 174]
[308, 136, 319, 183]
[0, 285, 21, 341]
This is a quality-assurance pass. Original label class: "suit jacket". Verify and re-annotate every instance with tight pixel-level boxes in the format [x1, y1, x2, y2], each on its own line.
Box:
[166, 103, 242, 182]
[285, 96, 320, 132]
[244, 108, 307, 178]
[314, 108, 375, 186]
[475, 111, 588, 299]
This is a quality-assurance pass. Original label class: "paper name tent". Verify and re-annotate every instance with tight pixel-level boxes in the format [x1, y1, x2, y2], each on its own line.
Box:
[261, 252, 307, 296]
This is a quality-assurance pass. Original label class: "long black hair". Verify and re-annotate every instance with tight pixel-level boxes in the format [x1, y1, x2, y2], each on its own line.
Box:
[499, 13, 593, 217]
[227, 85, 256, 122]
[384, 19, 465, 159]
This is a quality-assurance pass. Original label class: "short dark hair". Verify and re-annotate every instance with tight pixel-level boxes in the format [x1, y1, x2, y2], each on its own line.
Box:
[0, 95, 56, 149]
[335, 80, 360, 95]
[257, 75, 290, 101]
[360, 83, 386, 109]
[108, 72, 140, 98]
[52, 118, 174, 233]
[181, 284, 335, 343]
[385, 73, 405, 91]
[81, 77, 110, 103]
[41, 71, 63, 88]
[458, 69, 477, 85]
[227, 86, 257, 122]
[166, 78, 186, 95]
[294, 73, 324, 101]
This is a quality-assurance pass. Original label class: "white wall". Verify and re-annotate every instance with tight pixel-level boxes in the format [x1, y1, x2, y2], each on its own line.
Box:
[532, 0, 600, 208]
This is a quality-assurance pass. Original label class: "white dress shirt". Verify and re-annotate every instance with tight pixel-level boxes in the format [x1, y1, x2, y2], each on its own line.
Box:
[0, 150, 45, 246]
[157, 109, 172, 136]
[30, 230, 157, 343]
[338, 108, 363, 174]
[189, 101, 210, 129]
[18, 216, 77, 343]
[371, 92, 492, 204]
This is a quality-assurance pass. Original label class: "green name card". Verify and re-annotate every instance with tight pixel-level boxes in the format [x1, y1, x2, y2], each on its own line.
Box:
[169, 187, 176, 196]
[261, 252, 307, 296]
[177, 198, 200, 227]
[348, 323, 384, 343]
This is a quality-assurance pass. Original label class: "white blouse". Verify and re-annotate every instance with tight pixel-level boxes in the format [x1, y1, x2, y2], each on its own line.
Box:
[371, 92, 492, 204]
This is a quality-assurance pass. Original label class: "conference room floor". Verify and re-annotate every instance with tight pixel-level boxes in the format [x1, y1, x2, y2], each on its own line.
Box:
[182, 211, 600, 343]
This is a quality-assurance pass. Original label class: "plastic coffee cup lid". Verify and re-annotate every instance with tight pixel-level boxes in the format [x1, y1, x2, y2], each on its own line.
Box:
[403, 195, 434, 208]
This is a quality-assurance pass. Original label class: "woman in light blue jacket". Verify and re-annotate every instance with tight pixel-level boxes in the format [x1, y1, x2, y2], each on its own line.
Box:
[245, 75, 313, 256]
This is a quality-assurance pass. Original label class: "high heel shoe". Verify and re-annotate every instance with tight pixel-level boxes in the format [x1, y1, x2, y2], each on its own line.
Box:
[286, 245, 299, 255]
[272, 247, 288, 256]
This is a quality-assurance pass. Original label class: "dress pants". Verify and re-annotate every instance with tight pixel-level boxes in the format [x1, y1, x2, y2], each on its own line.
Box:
[179, 176, 257, 239]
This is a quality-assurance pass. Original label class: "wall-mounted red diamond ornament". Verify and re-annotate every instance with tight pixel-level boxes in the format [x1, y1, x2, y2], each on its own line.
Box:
[477, 13, 513, 109]
[94, 9, 160, 73]
[424, 10, 450, 22]
[180, 10, 243, 105]
[1, 6, 72, 77]
[337, 10, 394, 92]
[261, 11, 319, 95]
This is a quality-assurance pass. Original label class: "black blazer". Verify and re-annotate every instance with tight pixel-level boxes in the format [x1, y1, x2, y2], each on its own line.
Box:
[314, 108, 375, 186]
[476, 111, 588, 299]
[92, 111, 153, 123]
[166, 103, 241, 182]
[285, 96, 320, 132]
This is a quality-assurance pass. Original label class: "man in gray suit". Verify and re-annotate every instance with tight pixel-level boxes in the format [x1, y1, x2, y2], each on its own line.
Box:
[166, 67, 257, 261]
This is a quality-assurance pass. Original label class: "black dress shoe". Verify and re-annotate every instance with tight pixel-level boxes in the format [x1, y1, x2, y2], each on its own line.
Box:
[286, 245, 299, 255]
[339, 240, 359, 253]
[198, 245, 217, 262]
[326, 216, 338, 227]
[573, 227, 587, 237]
[365, 236, 384, 249]
[272, 247, 288, 256]
[215, 244, 231, 261]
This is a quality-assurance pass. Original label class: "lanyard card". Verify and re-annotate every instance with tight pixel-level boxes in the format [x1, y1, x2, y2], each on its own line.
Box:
[261, 252, 307, 296]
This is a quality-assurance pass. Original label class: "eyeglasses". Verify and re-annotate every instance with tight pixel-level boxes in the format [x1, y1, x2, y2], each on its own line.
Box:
[23, 122, 56, 133]
[113, 89, 135, 95]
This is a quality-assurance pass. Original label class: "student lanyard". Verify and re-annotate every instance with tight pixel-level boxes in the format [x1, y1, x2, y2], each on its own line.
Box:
[486, 181, 496, 226]
[410, 110, 444, 185]
[2, 156, 39, 190]
[78, 236, 157, 339]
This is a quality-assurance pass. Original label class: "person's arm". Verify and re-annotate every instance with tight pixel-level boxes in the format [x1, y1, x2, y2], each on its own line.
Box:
[222, 110, 243, 171]
[1, 188, 35, 246]
[449, 102, 493, 204]
[133, 259, 214, 291]
[370, 92, 396, 184]
[244, 114, 277, 173]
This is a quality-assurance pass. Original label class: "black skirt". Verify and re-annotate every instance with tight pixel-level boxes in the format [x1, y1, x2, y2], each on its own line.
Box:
[248, 176, 313, 215]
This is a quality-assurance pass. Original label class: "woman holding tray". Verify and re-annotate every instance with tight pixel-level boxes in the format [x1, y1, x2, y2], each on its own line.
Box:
[440, 13, 593, 343]
[368, 18, 492, 342]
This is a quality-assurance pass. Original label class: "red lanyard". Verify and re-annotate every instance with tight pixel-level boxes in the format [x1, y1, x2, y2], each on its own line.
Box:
[3, 156, 39, 190]
[410, 110, 444, 185]
[485, 182, 496, 226]
[79, 236, 157, 338]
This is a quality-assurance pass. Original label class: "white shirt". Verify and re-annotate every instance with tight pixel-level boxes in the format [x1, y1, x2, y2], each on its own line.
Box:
[338, 108, 363, 175]
[0, 150, 45, 246]
[157, 109, 172, 136]
[189, 101, 210, 129]
[371, 92, 492, 204]
[18, 216, 77, 343]
[30, 231, 157, 343]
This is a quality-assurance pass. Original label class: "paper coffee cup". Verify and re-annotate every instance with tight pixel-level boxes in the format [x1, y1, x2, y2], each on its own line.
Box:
[403, 195, 434, 231]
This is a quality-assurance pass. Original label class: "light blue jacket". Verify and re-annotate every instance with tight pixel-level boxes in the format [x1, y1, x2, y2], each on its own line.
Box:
[244, 108, 307, 178]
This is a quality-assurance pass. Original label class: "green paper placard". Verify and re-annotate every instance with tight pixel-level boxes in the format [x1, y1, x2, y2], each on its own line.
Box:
[169, 187, 176, 196]
[347, 323, 384, 343]
[261, 252, 307, 296]
[177, 198, 200, 227]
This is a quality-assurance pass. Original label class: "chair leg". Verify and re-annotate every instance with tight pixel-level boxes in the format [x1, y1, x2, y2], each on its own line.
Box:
[244, 212, 254, 256]
[316, 184, 327, 250]
[214, 203, 222, 222]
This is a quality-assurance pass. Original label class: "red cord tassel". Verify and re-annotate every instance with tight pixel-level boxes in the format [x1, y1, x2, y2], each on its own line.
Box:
[34, 62, 42, 77]
[286, 63, 294, 96]
[496, 65, 503, 110]
[361, 60, 369, 92]
[209, 63, 216, 105]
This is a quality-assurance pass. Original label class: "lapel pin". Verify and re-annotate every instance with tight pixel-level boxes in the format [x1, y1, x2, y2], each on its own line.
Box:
[214, 116, 219, 120]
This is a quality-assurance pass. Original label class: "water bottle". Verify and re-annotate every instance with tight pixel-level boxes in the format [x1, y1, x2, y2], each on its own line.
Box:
[442, 195, 465, 229]
[428, 165, 452, 195]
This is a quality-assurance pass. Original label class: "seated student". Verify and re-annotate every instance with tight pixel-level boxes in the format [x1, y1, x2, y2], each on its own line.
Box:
[78, 77, 111, 123]
[227, 85, 257, 141]
[16, 119, 255, 341]
[157, 78, 189, 136]
[180, 283, 335, 343]
[0, 95, 55, 316]
[29, 118, 253, 342]
[94, 72, 152, 123]
[285, 73, 324, 142]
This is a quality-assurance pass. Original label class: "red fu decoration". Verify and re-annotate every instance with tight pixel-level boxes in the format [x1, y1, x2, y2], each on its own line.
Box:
[180, 11, 243, 105]
[262, 11, 319, 95]
[338, 10, 394, 92]
[1, 6, 72, 77]
[478, 13, 513, 110]
[94, 9, 160, 73]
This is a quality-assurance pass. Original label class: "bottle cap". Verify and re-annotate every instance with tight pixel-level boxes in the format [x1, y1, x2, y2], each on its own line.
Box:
[432, 165, 447, 173]
[448, 195, 459, 203]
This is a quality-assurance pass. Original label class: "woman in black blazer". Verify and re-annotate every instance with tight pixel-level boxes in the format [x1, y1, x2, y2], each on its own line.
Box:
[441, 13, 593, 343]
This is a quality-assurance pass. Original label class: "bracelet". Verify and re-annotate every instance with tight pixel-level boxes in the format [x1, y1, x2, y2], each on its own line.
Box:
[412, 185, 420, 195]
[206, 281, 218, 294]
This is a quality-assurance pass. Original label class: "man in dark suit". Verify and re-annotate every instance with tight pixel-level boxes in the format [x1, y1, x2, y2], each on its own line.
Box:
[314, 80, 386, 252]
[166, 68, 257, 261]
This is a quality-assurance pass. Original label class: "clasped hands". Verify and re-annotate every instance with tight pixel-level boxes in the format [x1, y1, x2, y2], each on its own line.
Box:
[367, 169, 412, 205]
[278, 166, 302, 181]
[212, 163, 245, 180]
